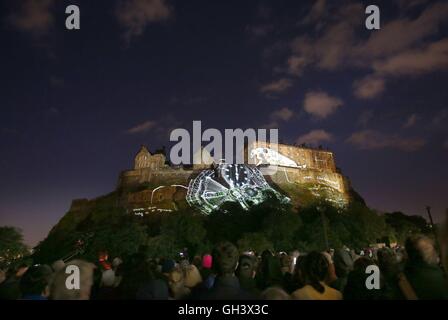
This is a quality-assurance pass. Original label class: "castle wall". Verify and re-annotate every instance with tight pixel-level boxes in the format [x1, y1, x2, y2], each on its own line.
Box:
[127, 186, 187, 206]
[270, 167, 347, 194]
[246, 141, 337, 172]
[118, 167, 193, 188]
[118, 144, 351, 208]
[246, 141, 350, 202]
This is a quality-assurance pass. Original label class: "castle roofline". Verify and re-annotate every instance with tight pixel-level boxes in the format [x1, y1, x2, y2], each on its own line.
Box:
[248, 141, 333, 154]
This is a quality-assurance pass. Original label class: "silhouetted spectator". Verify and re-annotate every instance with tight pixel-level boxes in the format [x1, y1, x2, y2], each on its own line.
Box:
[403, 235, 448, 299]
[168, 266, 190, 299]
[199, 242, 254, 300]
[331, 248, 353, 292]
[20, 264, 52, 300]
[0, 263, 29, 300]
[136, 278, 169, 300]
[291, 252, 342, 300]
[200, 254, 215, 289]
[289, 255, 307, 293]
[377, 247, 404, 300]
[50, 260, 96, 300]
[322, 251, 337, 285]
[236, 254, 259, 297]
[261, 286, 290, 300]
[256, 252, 283, 290]
[344, 257, 381, 300]
[95, 269, 121, 300]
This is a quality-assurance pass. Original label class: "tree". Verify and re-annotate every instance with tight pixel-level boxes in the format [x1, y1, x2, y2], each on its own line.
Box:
[385, 212, 431, 244]
[0, 226, 28, 268]
[158, 210, 207, 257]
[237, 232, 273, 254]
[82, 220, 147, 262]
[261, 209, 302, 251]
[296, 201, 393, 250]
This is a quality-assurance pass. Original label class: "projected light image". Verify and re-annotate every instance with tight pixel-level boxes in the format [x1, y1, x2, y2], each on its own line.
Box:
[186, 162, 290, 214]
[250, 147, 306, 169]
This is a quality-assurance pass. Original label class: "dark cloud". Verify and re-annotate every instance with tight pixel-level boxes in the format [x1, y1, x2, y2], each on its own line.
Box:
[403, 114, 419, 128]
[265, 1, 448, 99]
[296, 129, 333, 146]
[126, 120, 157, 134]
[347, 130, 426, 152]
[259, 78, 293, 95]
[116, 0, 173, 43]
[7, 0, 54, 36]
[303, 91, 343, 119]
[262, 107, 295, 129]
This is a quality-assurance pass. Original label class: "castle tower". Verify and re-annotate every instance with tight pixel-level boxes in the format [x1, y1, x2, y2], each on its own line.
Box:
[134, 145, 151, 169]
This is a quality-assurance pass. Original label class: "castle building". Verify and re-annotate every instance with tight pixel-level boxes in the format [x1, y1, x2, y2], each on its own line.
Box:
[117, 145, 192, 188]
[113, 143, 350, 212]
[71, 143, 351, 215]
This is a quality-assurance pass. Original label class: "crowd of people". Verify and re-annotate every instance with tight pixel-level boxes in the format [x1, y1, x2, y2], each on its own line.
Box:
[1, 234, 447, 300]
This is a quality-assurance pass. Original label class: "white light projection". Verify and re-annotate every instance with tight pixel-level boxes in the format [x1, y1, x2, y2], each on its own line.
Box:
[186, 162, 290, 214]
[250, 147, 306, 169]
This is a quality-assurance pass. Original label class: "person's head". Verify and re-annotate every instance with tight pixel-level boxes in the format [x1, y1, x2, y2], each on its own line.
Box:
[161, 259, 176, 275]
[50, 260, 96, 300]
[405, 235, 439, 266]
[301, 251, 329, 293]
[20, 265, 53, 298]
[212, 242, 239, 276]
[261, 250, 273, 262]
[52, 260, 65, 273]
[261, 287, 290, 300]
[353, 257, 374, 271]
[168, 266, 184, 286]
[236, 254, 257, 279]
[333, 248, 353, 278]
[280, 254, 293, 274]
[183, 264, 202, 288]
[290, 250, 300, 258]
[377, 247, 400, 275]
[168, 266, 186, 294]
[112, 257, 122, 269]
[192, 255, 202, 268]
[100, 269, 116, 288]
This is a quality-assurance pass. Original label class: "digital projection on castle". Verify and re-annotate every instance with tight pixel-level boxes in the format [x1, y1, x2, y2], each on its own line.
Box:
[250, 147, 306, 169]
[114, 143, 350, 217]
[186, 162, 290, 214]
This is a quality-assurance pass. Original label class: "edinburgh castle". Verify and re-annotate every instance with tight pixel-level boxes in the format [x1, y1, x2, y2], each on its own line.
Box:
[70, 143, 351, 216]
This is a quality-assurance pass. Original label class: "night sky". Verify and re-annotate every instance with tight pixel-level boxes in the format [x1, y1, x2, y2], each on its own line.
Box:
[1, 0, 447, 246]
